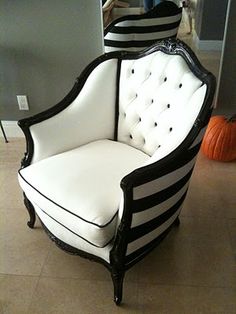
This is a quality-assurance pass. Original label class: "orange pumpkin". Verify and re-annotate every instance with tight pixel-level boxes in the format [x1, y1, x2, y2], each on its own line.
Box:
[201, 114, 236, 161]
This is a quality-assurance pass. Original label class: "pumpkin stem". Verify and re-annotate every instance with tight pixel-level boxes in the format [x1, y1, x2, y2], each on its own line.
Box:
[226, 114, 236, 122]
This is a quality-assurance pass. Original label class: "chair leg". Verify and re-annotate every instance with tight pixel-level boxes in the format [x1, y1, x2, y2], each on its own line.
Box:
[23, 193, 36, 228]
[111, 270, 124, 305]
[0, 120, 8, 143]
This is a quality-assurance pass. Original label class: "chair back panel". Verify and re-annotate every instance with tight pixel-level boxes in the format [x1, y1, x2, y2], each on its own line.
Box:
[104, 2, 182, 52]
[117, 51, 206, 158]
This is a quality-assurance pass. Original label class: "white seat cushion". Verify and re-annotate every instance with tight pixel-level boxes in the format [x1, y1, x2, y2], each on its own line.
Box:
[18, 140, 149, 248]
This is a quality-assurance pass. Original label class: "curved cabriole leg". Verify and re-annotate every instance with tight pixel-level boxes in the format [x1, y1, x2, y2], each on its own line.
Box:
[23, 194, 36, 228]
[111, 271, 124, 305]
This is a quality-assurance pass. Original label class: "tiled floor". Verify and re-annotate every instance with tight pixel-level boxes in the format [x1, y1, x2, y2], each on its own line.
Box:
[1, 15, 236, 314]
[1, 136, 236, 314]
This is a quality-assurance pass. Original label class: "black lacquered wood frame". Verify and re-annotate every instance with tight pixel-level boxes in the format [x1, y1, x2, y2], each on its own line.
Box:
[18, 39, 216, 305]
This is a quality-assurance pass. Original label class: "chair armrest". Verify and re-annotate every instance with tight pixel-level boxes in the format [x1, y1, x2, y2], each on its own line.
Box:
[111, 125, 205, 269]
[19, 57, 118, 166]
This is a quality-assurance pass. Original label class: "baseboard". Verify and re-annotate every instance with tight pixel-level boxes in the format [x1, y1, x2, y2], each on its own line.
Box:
[193, 31, 223, 51]
[0, 121, 24, 138]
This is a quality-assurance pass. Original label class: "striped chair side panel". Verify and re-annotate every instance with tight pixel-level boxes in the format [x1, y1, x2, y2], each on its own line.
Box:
[104, 13, 182, 52]
[124, 134, 204, 266]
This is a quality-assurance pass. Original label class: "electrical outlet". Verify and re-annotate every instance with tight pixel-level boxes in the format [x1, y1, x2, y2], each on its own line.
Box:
[17, 95, 29, 110]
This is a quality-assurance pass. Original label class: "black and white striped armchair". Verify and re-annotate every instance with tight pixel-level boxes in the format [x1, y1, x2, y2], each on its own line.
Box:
[104, 1, 182, 52]
[18, 39, 215, 305]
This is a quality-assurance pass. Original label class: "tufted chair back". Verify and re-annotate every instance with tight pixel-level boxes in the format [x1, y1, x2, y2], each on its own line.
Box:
[117, 49, 207, 160]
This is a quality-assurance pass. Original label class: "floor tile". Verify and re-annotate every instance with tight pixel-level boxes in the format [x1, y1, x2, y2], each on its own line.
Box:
[138, 284, 236, 314]
[136, 217, 236, 288]
[41, 243, 138, 283]
[228, 219, 236, 260]
[181, 153, 236, 219]
[41, 244, 111, 281]
[28, 277, 140, 314]
[0, 220, 51, 276]
[0, 274, 38, 314]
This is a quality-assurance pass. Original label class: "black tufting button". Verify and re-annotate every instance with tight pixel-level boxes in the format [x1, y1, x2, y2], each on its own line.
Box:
[135, 93, 138, 98]
[167, 104, 170, 108]
[131, 69, 134, 74]
[179, 83, 182, 88]
[154, 122, 157, 127]
[164, 77, 167, 82]
[130, 134, 133, 139]
[124, 112, 126, 118]
[169, 127, 173, 132]
[139, 117, 141, 122]
[151, 99, 154, 104]
[158, 144, 161, 148]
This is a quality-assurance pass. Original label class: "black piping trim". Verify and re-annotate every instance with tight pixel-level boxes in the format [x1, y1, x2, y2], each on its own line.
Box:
[105, 35, 176, 48]
[39, 207, 114, 248]
[128, 192, 186, 243]
[133, 167, 193, 212]
[18, 170, 118, 228]
[108, 21, 181, 34]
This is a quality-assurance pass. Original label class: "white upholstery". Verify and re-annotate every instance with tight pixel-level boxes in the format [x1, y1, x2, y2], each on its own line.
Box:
[118, 51, 206, 156]
[30, 59, 118, 163]
[32, 201, 113, 263]
[18, 140, 149, 250]
[125, 157, 196, 254]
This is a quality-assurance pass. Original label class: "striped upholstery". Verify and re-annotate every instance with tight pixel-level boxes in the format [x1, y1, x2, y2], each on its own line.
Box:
[18, 39, 215, 304]
[124, 145, 199, 266]
[111, 41, 215, 274]
[104, 1, 182, 52]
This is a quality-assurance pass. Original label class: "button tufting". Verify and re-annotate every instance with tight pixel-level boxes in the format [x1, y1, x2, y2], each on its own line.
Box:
[129, 134, 133, 139]
[169, 127, 173, 132]
[158, 145, 161, 148]
[135, 93, 138, 98]
[124, 112, 126, 118]
[167, 104, 170, 108]
[139, 117, 141, 122]
[151, 99, 154, 104]
[179, 83, 182, 88]
[131, 69, 134, 74]
[164, 77, 167, 82]
[154, 122, 157, 127]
